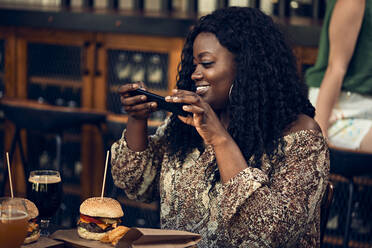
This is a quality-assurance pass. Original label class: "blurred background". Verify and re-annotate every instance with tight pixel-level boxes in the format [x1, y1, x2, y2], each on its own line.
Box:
[0, 1, 370, 248]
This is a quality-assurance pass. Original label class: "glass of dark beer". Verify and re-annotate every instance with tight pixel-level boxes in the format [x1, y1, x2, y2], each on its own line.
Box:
[28, 170, 62, 236]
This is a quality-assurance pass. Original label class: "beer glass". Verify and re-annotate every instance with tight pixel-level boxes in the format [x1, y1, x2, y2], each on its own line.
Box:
[28, 170, 62, 236]
[0, 197, 29, 248]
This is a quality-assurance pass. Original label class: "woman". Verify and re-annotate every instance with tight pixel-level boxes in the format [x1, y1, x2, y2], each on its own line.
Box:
[112, 7, 329, 247]
[306, 0, 372, 152]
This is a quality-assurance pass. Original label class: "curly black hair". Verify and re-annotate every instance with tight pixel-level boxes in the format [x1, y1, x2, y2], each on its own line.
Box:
[164, 7, 315, 174]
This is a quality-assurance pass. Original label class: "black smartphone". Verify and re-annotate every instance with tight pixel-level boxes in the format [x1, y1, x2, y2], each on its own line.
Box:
[128, 88, 189, 117]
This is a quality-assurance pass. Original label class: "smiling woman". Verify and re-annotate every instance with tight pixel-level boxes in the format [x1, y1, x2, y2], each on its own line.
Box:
[111, 6, 329, 248]
[190, 32, 236, 111]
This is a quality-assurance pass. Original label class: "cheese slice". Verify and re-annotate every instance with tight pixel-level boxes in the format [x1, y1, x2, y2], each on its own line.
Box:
[28, 222, 38, 232]
[79, 216, 111, 230]
[96, 223, 110, 230]
[79, 217, 90, 224]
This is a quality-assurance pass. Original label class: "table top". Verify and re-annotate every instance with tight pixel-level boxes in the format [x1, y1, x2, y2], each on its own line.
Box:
[21, 227, 202, 248]
[21, 236, 64, 248]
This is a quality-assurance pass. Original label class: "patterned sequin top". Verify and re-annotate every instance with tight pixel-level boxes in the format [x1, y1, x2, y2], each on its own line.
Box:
[111, 120, 330, 248]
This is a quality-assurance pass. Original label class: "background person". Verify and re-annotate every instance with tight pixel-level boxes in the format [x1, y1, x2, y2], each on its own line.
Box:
[306, 0, 372, 235]
[111, 7, 329, 247]
[305, 0, 372, 152]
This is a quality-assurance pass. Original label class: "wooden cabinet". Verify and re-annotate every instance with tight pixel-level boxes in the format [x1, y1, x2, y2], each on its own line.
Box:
[94, 33, 184, 114]
[0, 26, 184, 200]
[13, 28, 95, 104]
[0, 27, 16, 98]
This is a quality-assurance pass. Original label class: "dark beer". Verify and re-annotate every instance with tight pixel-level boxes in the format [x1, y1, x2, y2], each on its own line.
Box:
[28, 172, 62, 219]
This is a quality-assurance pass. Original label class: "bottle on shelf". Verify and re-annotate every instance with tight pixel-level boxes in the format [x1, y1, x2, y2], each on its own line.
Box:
[118, 0, 134, 10]
[70, 0, 84, 7]
[228, 0, 250, 7]
[147, 54, 164, 88]
[198, 0, 217, 14]
[144, 0, 161, 12]
[94, 0, 108, 9]
[172, 0, 188, 13]
[131, 53, 145, 83]
[115, 53, 131, 83]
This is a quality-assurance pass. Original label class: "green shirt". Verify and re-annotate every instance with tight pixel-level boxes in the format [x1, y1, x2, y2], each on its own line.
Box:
[305, 0, 372, 95]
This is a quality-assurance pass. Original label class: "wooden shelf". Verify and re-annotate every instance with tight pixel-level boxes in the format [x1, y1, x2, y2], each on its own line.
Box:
[0, 3, 322, 46]
[324, 235, 372, 248]
[330, 174, 372, 187]
[29, 76, 82, 89]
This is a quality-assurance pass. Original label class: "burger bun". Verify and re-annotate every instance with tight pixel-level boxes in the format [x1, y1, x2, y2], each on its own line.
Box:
[77, 226, 107, 241]
[79, 197, 124, 218]
[24, 198, 39, 220]
[23, 231, 40, 244]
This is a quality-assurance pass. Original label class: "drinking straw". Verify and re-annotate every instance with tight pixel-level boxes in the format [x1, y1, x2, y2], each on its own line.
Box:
[101, 150, 110, 199]
[6, 152, 14, 198]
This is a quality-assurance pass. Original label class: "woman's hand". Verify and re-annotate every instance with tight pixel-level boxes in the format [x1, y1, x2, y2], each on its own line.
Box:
[165, 89, 230, 146]
[118, 82, 158, 120]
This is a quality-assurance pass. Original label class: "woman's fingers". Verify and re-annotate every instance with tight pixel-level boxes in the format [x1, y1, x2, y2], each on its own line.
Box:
[165, 89, 201, 105]
[118, 83, 139, 95]
[177, 115, 194, 126]
[118, 82, 146, 95]
[118, 82, 156, 119]
[123, 101, 157, 113]
[119, 82, 152, 106]
[120, 94, 146, 105]
[177, 105, 205, 126]
[182, 105, 204, 115]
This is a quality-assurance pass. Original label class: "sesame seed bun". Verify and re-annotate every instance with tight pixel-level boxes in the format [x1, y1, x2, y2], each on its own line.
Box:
[77, 227, 107, 241]
[79, 197, 123, 218]
[24, 198, 39, 220]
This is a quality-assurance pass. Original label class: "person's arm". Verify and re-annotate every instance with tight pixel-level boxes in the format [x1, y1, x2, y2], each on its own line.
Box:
[168, 89, 249, 183]
[315, 0, 365, 136]
[212, 134, 249, 183]
[118, 82, 158, 151]
[110, 119, 169, 203]
[125, 116, 148, 151]
[216, 130, 329, 247]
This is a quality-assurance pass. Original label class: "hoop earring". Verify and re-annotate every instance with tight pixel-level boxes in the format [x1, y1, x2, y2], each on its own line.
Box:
[229, 84, 234, 102]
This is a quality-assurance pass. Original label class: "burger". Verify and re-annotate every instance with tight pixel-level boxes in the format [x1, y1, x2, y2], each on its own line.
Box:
[24, 199, 40, 244]
[77, 197, 124, 241]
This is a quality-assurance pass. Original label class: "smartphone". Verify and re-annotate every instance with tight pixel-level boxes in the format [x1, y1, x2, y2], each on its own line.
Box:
[128, 88, 189, 117]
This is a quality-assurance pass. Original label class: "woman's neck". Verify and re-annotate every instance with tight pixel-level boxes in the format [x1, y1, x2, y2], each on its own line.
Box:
[217, 110, 230, 129]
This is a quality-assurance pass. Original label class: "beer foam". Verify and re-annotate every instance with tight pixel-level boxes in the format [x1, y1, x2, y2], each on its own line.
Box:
[0, 210, 28, 220]
[28, 175, 61, 184]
